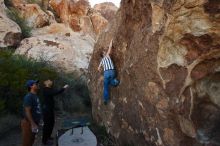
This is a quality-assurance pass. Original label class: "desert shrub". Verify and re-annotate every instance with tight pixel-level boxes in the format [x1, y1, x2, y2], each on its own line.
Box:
[0, 50, 91, 116]
[54, 72, 91, 113]
[0, 50, 57, 114]
[6, 8, 32, 38]
[0, 114, 20, 137]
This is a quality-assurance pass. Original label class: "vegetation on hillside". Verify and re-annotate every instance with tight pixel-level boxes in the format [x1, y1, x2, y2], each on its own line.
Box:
[0, 50, 90, 116]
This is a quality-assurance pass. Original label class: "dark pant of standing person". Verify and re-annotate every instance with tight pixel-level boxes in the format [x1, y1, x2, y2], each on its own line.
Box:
[42, 110, 54, 144]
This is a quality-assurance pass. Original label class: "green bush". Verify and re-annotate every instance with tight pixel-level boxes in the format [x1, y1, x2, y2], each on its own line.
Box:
[54, 72, 91, 113]
[0, 114, 20, 137]
[6, 8, 32, 38]
[0, 50, 57, 114]
[0, 50, 91, 115]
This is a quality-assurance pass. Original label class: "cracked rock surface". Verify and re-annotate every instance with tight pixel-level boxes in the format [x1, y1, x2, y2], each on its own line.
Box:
[88, 0, 220, 145]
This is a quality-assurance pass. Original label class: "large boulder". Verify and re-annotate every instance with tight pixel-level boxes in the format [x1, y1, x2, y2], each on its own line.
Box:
[50, 0, 89, 30]
[10, 0, 50, 28]
[15, 23, 94, 73]
[49, 0, 108, 37]
[17, 3, 50, 28]
[94, 2, 118, 21]
[0, 0, 21, 47]
[89, 12, 108, 35]
[88, 0, 220, 146]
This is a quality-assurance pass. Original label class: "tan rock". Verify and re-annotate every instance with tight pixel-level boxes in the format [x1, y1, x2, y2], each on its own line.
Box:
[31, 23, 71, 35]
[49, 0, 89, 28]
[0, 0, 21, 47]
[79, 16, 95, 37]
[16, 4, 50, 28]
[178, 116, 196, 138]
[93, 2, 118, 21]
[156, 98, 169, 111]
[10, 0, 51, 28]
[49, 0, 69, 24]
[89, 13, 108, 35]
[15, 23, 95, 73]
[49, 0, 108, 37]
[11, 0, 26, 7]
[184, 0, 206, 8]
[45, 10, 56, 24]
[163, 128, 175, 146]
[151, 3, 165, 33]
[69, 0, 89, 16]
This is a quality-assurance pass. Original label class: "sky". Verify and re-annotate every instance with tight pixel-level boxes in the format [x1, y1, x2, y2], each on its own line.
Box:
[89, 0, 121, 7]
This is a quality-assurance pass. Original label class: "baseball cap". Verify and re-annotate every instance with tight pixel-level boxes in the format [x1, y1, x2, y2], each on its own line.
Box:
[25, 80, 39, 88]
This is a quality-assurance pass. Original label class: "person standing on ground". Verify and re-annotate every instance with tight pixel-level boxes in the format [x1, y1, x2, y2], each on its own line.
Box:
[98, 39, 120, 105]
[42, 79, 69, 145]
[21, 80, 41, 146]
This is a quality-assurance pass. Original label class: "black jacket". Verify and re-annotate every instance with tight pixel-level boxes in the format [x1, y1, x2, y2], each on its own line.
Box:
[42, 87, 65, 112]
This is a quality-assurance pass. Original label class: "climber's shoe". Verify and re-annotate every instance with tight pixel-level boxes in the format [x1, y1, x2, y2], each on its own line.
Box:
[117, 80, 120, 86]
[112, 79, 120, 87]
[104, 100, 108, 105]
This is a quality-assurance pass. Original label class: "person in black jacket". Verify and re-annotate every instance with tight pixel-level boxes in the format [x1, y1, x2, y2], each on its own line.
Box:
[42, 79, 69, 145]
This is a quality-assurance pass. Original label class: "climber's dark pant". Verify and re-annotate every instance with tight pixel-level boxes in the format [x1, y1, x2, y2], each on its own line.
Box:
[42, 110, 54, 144]
[103, 70, 119, 102]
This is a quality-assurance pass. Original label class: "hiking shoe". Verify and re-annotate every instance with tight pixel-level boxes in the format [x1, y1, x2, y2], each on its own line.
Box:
[117, 80, 120, 86]
[112, 79, 120, 87]
[104, 101, 108, 105]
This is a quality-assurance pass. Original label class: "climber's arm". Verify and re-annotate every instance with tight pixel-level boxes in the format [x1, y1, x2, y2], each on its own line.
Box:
[98, 61, 102, 72]
[106, 39, 113, 56]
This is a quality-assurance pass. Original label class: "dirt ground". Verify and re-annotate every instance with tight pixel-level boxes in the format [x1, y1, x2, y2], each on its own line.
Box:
[0, 112, 92, 146]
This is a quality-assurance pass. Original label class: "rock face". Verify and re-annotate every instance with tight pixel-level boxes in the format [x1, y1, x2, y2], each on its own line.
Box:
[15, 23, 94, 73]
[88, 0, 220, 146]
[49, 0, 108, 37]
[17, 4, 50, 28]
[94, 2, 118, 21]
[0, 0, 21, 47]
[10, 0, 50, 28]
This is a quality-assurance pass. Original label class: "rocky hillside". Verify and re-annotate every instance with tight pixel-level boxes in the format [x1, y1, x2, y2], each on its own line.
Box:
[49, 0, 109, 37]
[0, 0, 118, 73]
[15, 23, 94, 73]
[88, 0, 220, 146]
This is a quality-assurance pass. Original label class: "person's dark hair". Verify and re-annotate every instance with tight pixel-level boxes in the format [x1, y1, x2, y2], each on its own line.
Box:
[28, 87, 31, 91]
[100, 52, 104, 58]
[100, 47, 106, 58]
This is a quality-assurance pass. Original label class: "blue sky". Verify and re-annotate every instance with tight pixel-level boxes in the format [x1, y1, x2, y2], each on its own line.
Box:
[89, 0, 120, 7]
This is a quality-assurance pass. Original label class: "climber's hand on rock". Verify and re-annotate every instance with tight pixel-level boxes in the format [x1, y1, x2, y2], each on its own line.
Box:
[111, 39, 113, 44]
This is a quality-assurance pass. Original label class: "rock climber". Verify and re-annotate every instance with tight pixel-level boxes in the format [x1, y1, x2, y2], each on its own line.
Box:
[42, 79, 69, 145]
[98, 39, 120, 105]
[21, 80, 41, 146]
